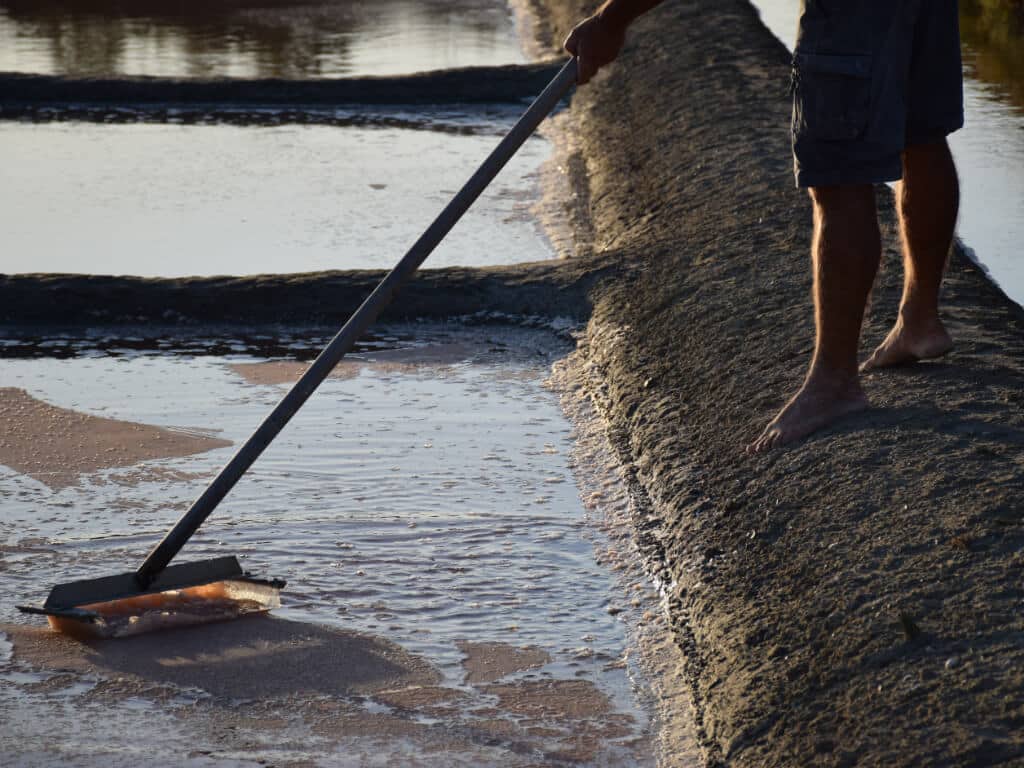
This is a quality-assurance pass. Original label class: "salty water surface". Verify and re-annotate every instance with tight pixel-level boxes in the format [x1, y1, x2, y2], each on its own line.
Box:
[0, 122, 554, 276]
[0, 0, 527, 79]
[0, 325, 669, 766]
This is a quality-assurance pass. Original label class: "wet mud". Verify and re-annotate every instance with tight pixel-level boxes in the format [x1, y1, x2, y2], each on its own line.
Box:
[0, 62, 566, 124]
[457, 640, 551, 684]
[3, 615, 651, 766]
[5, 616, 441, 699]
[230, 341, 481, 385]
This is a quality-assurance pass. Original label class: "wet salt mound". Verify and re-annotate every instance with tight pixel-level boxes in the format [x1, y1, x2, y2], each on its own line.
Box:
[8, 615, 440, 699]
[0, 387, 231, 489]
[4, 620, 648, 765]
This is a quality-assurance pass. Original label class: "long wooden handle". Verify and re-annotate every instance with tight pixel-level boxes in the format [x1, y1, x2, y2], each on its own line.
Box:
[136, 58, 578, 587]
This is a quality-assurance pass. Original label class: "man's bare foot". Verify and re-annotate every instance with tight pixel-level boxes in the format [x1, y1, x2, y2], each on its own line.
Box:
[861, 316, 952, 371]
[747, 372, 868, 453]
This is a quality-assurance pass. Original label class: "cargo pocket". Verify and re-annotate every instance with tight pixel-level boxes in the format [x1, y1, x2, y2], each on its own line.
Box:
[791, 52, 873, 142]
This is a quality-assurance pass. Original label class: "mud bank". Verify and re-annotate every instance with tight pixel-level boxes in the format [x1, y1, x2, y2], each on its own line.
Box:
[0, 62, 564, 119]
[0, 256, 619, 326]
[524, 0, 1024, 765]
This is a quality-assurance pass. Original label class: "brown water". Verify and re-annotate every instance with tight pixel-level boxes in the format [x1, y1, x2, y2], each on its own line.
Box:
[751, 0, 1024, 307]
[0, 0, 527, 79]
[0, 324, 688, 766]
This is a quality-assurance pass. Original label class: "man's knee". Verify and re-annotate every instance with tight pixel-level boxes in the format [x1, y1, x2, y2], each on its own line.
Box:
[808, 184, 876, 214]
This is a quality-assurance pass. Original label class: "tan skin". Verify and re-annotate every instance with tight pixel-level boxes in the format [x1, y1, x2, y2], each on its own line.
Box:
[566, 3, 959, 453]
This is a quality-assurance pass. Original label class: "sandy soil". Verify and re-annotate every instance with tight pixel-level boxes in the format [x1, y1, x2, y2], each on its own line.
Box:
[0, 387, 231, 489]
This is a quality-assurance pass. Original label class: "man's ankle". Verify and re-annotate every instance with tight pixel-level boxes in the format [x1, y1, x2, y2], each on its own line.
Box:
[804, 362, 862, 393]
[896, 303, 943, 331]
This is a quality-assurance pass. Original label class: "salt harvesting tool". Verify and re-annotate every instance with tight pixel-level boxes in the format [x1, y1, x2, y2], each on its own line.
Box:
[18, 58, 578, 639]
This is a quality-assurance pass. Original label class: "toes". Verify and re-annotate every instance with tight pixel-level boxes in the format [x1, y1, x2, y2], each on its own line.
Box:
[747, 429, 778, 455]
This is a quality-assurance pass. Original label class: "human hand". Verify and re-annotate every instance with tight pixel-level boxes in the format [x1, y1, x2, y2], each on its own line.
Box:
[563, 13, 627, 85]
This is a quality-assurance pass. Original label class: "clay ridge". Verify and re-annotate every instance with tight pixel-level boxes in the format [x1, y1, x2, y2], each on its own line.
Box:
[529, 0, 1024, 765]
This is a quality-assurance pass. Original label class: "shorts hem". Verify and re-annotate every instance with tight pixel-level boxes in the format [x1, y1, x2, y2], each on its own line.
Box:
[906, 113, 965, 147]
[795, 163, 902, 189]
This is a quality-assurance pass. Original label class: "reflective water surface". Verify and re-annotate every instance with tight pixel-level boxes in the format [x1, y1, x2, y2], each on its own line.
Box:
[0, 0, 527, 78]
[750, 0, 1024, 307]
[0, 122, 554, 276]
[0, 325, 666, 765]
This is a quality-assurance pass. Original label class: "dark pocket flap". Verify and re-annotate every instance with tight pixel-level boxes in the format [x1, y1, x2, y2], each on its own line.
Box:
[794, 52, 871, 79]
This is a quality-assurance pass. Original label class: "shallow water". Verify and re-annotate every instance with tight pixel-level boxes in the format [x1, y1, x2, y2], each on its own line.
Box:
[0, 122, 554, 276]
[750, 0, 1024, 307]
[0, 325, 663, 765]
[0, 0, 527, 79]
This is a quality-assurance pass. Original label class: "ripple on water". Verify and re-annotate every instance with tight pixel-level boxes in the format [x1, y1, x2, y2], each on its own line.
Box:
[0, 325, 660, 766]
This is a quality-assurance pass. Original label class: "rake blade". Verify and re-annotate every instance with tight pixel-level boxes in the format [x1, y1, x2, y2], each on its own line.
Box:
[18, 556, 285, 640]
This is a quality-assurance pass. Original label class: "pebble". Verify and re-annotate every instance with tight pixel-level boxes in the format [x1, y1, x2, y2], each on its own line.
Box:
[945, 656, 960, 670]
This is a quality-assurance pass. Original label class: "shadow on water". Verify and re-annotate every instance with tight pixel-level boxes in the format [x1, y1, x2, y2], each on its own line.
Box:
[0, 0, 524, 79]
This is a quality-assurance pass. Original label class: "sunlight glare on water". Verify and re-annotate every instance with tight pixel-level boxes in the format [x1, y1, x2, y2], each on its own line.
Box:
[0, 123, 554, 276]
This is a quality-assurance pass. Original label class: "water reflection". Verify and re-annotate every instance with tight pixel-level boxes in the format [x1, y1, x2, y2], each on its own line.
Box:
[0, 122, 554, 276]
[0, 0, 526, 79]
[960, 0, 1024, 114]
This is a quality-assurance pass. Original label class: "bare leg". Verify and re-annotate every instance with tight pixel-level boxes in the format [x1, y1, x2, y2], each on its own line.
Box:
[862, 139, 958, 370]
[748, 185, 878, 453]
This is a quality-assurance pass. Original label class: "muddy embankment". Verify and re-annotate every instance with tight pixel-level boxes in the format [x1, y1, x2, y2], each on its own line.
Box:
[0, 62, 565, 124]
[527, 0, 1024, 766]
[5, 0, 1024, 765]
[0, 258, 615, 327]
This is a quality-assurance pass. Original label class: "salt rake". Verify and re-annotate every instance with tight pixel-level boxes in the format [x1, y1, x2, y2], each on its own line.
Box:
[18, 58, 578, 640]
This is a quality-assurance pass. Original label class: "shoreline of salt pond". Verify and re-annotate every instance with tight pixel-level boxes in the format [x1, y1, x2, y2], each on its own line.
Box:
[0, 257, 616, 325]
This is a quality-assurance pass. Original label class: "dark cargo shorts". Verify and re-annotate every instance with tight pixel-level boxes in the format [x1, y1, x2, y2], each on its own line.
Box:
[791, 0, 965, 188]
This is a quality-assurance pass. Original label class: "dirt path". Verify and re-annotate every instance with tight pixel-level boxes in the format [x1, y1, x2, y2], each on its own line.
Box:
[527, 0, 1024, 765]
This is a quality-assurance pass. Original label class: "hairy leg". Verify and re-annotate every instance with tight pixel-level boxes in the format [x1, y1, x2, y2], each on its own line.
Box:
[862, 139, 959, 370]
[748, 185, 878, 453]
